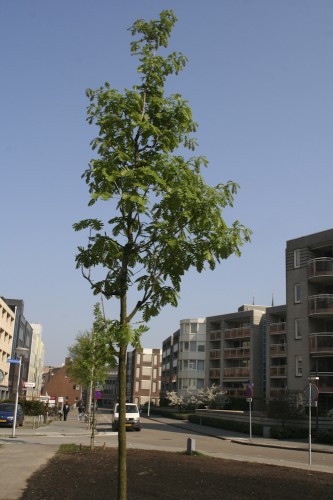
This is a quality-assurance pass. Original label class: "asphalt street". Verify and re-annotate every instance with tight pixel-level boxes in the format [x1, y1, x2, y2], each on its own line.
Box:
[0, 411, 332, 499]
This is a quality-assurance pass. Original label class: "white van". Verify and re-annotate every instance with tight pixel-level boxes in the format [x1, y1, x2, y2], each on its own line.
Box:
[112, 403, 141, 431]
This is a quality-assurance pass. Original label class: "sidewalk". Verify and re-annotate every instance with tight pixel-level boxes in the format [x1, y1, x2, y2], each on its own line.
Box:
[0, 413, 91, 500]
[150, 415, 333, 455]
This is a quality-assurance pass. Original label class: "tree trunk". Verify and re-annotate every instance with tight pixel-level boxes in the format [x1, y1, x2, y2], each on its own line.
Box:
[117, 342, 127, 500]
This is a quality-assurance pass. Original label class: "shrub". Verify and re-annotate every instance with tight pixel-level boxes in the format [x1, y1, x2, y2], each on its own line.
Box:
[316, 430, 333, 444]
[270, 426, 308, 440]
[19, 399, 48, 416]
[189, 414, 263, 436]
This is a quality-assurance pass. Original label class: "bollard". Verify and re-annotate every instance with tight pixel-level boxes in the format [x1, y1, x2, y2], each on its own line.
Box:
[187, 437, 195, 455]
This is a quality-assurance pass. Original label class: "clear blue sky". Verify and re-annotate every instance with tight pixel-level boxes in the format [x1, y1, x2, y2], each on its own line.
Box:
[1, 1, 332, 365]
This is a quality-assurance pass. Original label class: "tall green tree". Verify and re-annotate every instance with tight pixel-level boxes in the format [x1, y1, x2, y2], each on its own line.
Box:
[73, 10, 251, 499]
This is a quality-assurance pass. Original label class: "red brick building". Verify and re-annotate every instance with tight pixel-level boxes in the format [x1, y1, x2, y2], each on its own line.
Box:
[42, 358, 82, 407]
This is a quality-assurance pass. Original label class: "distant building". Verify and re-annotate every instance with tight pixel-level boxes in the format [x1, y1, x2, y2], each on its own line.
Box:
[0, 297, 15, 400]
[42, 357, 82, 407]
[126, 348, 162, 407]
[99, 368, 118, 408]
[3, 298, 33, 400]
[26, 323, 44, 400]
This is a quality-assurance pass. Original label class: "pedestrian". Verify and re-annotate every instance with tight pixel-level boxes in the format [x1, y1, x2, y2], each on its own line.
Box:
[78, 402, 85, 421]
[63, 403, 70, 421]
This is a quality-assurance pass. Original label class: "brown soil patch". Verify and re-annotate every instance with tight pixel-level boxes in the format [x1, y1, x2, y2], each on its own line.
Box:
[21, 448, 333, 499]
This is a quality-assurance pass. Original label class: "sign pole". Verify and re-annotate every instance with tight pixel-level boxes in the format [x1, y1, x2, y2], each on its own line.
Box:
[308, 382, 312, 466]
[249, 398, 252, 442]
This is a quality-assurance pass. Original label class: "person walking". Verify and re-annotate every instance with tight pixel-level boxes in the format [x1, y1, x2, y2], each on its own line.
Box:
[78, 402, 85, 421]
[63, 403, 70, 421]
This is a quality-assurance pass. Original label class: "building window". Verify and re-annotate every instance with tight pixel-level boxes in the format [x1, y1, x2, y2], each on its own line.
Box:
[295, 319, 301, 339]
[294, 284, 301, 303]
[295, 356, 302, 376]
[190, 323, 198, 333]
[197, 379, 204, 389]
[198, 344, 205, 352]
[190, 341, 196, 352]
[197, 360, 204, 371]
[294, 249, 301, 268]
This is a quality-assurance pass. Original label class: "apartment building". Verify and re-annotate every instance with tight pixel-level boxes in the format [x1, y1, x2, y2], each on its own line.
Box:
[160, 329, 179, 398]
[25, 323, 44, 400]
[207, 306, 266, 399]
[126, 348, 162, 407]
[176, 318, 206, 397]
[285, 228, 333, 411]
[265, 305, 287, 400]
[0, 297, 15, 400]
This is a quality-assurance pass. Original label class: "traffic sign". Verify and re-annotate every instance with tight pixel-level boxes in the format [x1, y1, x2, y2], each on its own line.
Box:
[95, 390, 102, 399]
[245, 385, 253, 398]
[304, 384, 319, 403]
[6, 358, 20, 364]
[24, 382, 36, 388]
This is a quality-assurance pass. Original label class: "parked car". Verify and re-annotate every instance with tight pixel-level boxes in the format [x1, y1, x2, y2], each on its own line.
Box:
[0, 403, 24, 427]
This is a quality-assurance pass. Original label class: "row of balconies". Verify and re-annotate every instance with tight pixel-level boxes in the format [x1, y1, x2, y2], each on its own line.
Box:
[209, 367, 250, 379]
[210, 326, 251, 342]
[210, 348, 250, 360]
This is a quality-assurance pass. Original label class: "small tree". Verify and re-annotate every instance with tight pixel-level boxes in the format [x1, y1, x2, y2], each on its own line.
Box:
[67, 303, 117, 412]
[74, 10, 250, 499]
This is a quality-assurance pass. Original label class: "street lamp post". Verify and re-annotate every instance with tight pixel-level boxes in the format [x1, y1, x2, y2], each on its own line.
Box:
[307, 376, 319, 466]
[7, 347, 29, 438]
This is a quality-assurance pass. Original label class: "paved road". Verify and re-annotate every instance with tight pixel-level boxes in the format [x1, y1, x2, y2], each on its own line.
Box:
[0, 411, 332, 499]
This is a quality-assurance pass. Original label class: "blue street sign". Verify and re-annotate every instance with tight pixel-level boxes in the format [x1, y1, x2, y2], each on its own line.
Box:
[7, 359, 20, 364]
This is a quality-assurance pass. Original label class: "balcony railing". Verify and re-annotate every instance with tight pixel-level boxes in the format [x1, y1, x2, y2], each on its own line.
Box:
[224, 367, 250, 378]
[270, 344, 287, 356]
[209, 369, 220, 379]
[224, 347, 250, 359]
[210, 330, 221, 341]
[308, 257, 333, 281]
[269, 322, 286, 335]
[225, 388, 245, 397]
[269, 365, 287, 377]
[224, 327, 251, 339]
[210, 349, 221, 359]
[308, 294, 333, 317]
[309, 332, 333, 354]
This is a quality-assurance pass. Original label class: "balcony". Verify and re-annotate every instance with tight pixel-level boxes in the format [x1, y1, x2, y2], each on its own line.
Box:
[308, 294, 333, 318]
[309, 333, 333, 355]
[225, 388, 245, 397]
[224, 347, 250, 359]
[209, 369, 220, 379]
[270, 344, 287, 357]
[223, 367, 250, 379]
[308, 258, 333, 282]
[224, 327, 250, 339]
[269, 322, 286, 335]
[210, 349, 221, 360]
[210, 330, 221, 341]
[269, 365, 287, 377]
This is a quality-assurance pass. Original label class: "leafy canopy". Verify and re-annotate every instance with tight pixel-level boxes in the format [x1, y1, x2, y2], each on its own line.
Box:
[73, 8, 251, 334]
[66, 303, 117, 386]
